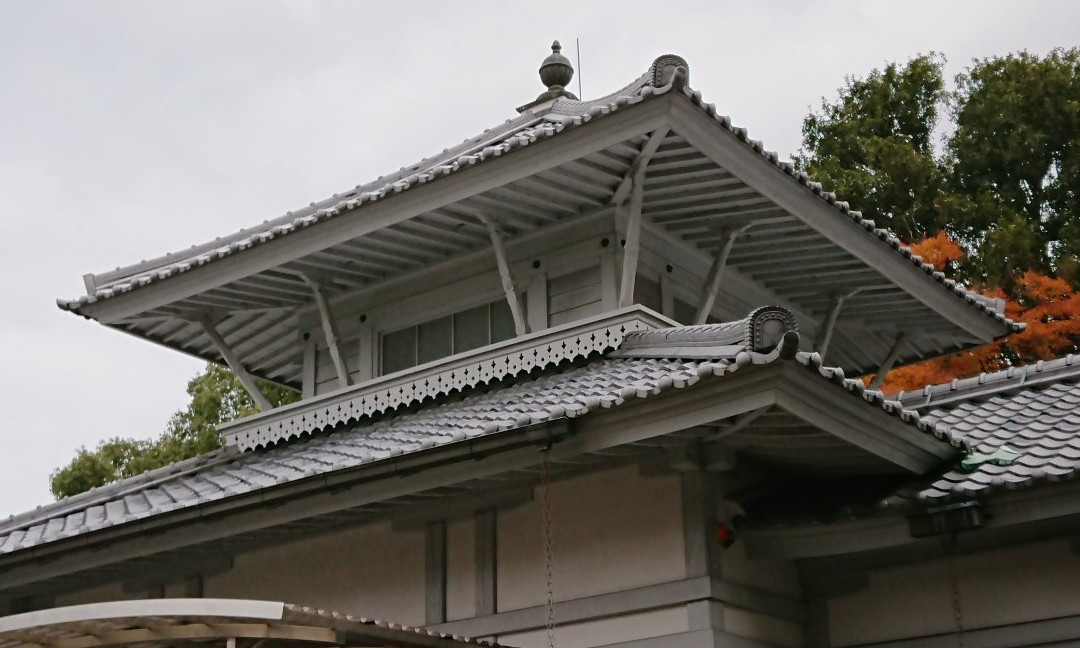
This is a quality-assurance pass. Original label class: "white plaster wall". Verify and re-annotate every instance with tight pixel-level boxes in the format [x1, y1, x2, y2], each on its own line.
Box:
[721, 539, 802, 599]
[723, 607, 803, 648]
[829, 538, 1080, 646]
[54, 582, 126, 607]
[204, 521, 425, 627]
[500, 606, 689, 648]
[497, 466, 684, 611]
[447, 517, 477, 621]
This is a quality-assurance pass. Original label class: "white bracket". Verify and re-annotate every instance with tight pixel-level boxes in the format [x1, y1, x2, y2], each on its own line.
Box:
[200, 317, 273, 411]
[477, 213, 528, 336]
[693, 224, 752, 324]
[815, 287, 865, 361]
[617, 127, 670, 307]
[867, 332, 908, 391]
[300, 274, 351, 389]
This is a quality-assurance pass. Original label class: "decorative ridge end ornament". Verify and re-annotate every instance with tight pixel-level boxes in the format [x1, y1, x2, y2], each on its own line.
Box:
[649, 54, 689, 88]
[517, 40, 579, 113]
[614, 306, 799, 358]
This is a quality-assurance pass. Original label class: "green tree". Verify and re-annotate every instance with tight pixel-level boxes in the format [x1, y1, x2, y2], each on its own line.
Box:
[49, 364, 299, 499]
[799, 49, 1080, 292]
[797, 53, 948, 243]
[947, 49, 1080, 288]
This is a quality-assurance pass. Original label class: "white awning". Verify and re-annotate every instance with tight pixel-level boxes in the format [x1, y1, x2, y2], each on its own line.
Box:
[0, 599, 504, 648]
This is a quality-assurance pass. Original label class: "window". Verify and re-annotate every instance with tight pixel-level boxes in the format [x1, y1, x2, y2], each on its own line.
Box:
[380, 299, 515, 375]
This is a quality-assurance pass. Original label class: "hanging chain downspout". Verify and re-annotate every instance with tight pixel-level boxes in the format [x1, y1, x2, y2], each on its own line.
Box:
[944, 533, 965, 647]
[541, 451, 557, 648]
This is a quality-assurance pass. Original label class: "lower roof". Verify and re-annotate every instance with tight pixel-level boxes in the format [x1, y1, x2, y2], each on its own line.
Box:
[902, 355, 1080, 502]
[0, 308, 957, 565]
[0, 599, 500, 648]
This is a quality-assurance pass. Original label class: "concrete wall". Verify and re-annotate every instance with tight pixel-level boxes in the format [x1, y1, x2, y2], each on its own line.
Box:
[496, 466, 685, 612]
[502, 607, 690, 648]
[204, 521, 425, 626]
[827, 537, 1080, 646]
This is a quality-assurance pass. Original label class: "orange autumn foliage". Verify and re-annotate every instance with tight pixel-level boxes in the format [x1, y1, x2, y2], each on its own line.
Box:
[869, 235, 1080, 394]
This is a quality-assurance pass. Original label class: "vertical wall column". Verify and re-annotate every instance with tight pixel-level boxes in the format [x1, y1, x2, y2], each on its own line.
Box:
[681, 463, 725, 633]
[425, 521, 448, 625]
[475, 509, 498, 617]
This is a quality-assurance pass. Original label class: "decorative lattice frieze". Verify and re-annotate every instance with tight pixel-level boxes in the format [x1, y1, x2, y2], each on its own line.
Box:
[222, 307, 673, 451]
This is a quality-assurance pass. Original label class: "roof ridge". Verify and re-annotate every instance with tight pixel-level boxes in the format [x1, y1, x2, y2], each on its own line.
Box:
[898, 354, 1080, 410]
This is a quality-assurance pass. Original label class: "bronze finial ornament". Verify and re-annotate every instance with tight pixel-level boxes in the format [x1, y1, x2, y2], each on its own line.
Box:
[517, 40, 579, 112]
[539, 40, 574, 91]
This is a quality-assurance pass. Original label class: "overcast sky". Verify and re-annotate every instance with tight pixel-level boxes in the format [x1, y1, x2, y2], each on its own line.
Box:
[1, 0, 1077, 517]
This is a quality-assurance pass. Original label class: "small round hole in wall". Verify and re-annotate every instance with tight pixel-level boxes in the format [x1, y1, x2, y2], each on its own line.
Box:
[301, 331, 311, 341]
[666, 264, 674, 273]
[359, 314, 368, 323]
[620, 239, 626, 247]
[601, 238, 610, 248]
[532, 260, 541, 269]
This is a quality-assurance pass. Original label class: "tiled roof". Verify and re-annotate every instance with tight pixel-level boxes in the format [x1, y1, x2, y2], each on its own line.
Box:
[902, 355, 1080, 501]
[0, 323, 954, 559]
[56, 55, 1019, 334]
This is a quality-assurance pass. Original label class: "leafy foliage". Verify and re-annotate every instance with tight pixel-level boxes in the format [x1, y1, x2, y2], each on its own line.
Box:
[796, 54, 948, 242]
[801, 50, 1080, 391]
[49, 364, 299, 499]
[948, 49, 1080, 288]
[870, 235, 1080, 393]
[800, 48, 1080, 291]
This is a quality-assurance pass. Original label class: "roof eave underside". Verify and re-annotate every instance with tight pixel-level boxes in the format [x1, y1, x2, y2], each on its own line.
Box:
[62, 90, 1015, 382]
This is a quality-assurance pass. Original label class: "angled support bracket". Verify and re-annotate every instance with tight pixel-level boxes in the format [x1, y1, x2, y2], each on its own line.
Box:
[617, 127, 670, 307]
[867, 332, 908, 391]
[300, 274, 351, 389]
[693, 224, 752, 324]
[200, 317, 273, 411]
[477, 213, 528, 336]
[814, 287, 865, 361]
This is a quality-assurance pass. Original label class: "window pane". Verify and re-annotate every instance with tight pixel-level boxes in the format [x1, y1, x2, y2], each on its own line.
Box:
[454, 305, 489, 354]
[418, 316, 453, 364]
[381, 327, 416, 375]
[490, 299, 515, 343]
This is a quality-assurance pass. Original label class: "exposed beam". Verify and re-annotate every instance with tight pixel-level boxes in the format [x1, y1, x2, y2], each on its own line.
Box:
[867, 332, 908, 391]
[199, 318, 273, 411]
[299, 274, 350, 389]
[693, 224, 751, 324]
[477, 214, 528, 336]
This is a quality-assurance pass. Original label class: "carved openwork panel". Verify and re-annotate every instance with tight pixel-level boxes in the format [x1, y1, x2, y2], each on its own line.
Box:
[223, 309, 669, 451]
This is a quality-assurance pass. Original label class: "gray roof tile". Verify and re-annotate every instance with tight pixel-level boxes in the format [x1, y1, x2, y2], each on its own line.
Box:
[0, 319, 956, 558]
[903, 360, 1080, 502]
